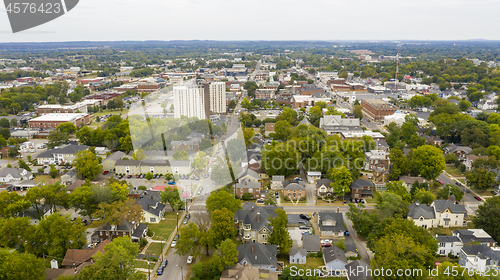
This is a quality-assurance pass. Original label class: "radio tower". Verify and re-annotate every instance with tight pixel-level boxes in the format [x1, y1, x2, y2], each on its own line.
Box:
[395, 44, 400, 91]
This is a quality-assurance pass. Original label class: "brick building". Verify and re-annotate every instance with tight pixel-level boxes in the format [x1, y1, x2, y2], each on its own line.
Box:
[137, 82, 160, 93]
[35, 103, 88, 116]
[255, 89, 276, 100]
[361, 99, 398, 121]
[29, 113, 90, 129]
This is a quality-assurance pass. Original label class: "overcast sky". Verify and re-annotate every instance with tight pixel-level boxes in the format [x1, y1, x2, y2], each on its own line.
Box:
[0, 0, 499, 42]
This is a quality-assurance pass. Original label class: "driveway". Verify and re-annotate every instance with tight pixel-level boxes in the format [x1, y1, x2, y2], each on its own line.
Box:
[288, 227, 304, 248]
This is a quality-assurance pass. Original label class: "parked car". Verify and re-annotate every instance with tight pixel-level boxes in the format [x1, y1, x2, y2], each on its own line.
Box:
[157, 259, 168, 275]
[140, 174, 145, 179]
[195, 176, 200, 180]
[208, 168, 212, 173]
[321, 240, 332, 247]
[300, 214, 311, 220]
[299, 225, 309, 230]
[171, 241, 177, 248]
[168, 181, 176, 185]
[186, 213, 191, 219]
[455, 182, 461, 186]
[256, 198, 264, 203]
[298, 220, 308, 224]
[174, 234, 180, 241]
[136, 175, 141, 178]
[345, 230, 350, 236]
[103, 171, 109, 175]
[465, 189, 470, 193]
[360, 199, 364, 203]
[127, 175, 132, 178]
[187, 256, 193, 264]
[205, 174, 209, 178]
[118, 175, 123, 179]
[438, 180, 444, 185]
[474, 196, 482, 201]
[183, 218, 188, 224]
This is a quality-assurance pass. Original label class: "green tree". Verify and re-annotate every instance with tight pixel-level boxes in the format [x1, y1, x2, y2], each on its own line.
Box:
[0, 192, 30, 218]
[49, 164, 58, 178]
[192, 151, 207, 171]
[210, 158, 232, 185]
[267, 208, 293, 254]
[27, 213, 86, 260]
[458, 100, 472, 111]
[78, 237, 145, 280]
[272, 120, 293, 141]
[132, 149, 146, 160]
[172, 150, 189, 161]
[0, 249, 46, 280]
[414, 189, 436, 205]
[264, 192, 277, 206]
[145, 172, 154, 180]
[18, 159, 31, 172]
[47, 130, 69, 148]
[474, 196, 500, 243]
[0, 128, 10, 140]
[209, 208, 237, 247]
[385, 180, 412, 204]
[218, 239, 238, 269]
[0, 118, 9, 128]
[175, 222, 203, 257]
[243, 127, 255, 146]
[92, 200, 143, 240]
[466, 169, 495, 190]
[261, 142, 300, 176]
[7, 146, 19, 158]
[226, 138, 246, 163]
[346, 203, 379, 238]
[74, 150, 103, 180]
[0, 217, 33, 249]
[353, 105, 363, 119]
[241, 192, 253, 201]
[70, 183, 98, 217]
[329, 166, 352, 200]
[25, 183, 69, 220]
[9, 118, 16, 128]
[160, 187, 185, 211]
[206, 190, 240, 214]
[388, 147, 411, 180]
[412, 145, 446, 180]
[56, 122, 77, 134]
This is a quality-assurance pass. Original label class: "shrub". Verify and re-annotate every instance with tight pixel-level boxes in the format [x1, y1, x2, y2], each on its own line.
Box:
[316, 251, 322, 258]
[139, 238, 148, 247]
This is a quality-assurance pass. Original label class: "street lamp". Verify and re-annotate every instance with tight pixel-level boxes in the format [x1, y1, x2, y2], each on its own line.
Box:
[176, 264, 184, 280]
[147, 261, 150, 280]
[176, 212, 179, 233]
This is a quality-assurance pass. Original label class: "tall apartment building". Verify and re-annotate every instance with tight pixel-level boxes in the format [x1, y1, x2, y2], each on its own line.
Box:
[173, 85, 206, 119]
[208, 82, 226, 114]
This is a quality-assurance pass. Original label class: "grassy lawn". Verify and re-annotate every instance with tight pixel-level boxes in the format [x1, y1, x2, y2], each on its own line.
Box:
[34, 175, 60, 183]
[146, 212, 179, 241]
[445, 165, 465, 177]
[306, 257, 325, 267]
[145, 242, 164, 256]
[91, 108, 129, 118]
[435, 256, 459, 264]
[472, 188, 495, 197]
[133, 260, 153, 269]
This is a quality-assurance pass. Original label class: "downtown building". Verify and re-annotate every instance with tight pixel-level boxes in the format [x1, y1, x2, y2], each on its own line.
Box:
[173, 81, 226, 120]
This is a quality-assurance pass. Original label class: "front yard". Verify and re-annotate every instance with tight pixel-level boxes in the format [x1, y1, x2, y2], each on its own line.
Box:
[146, 211, 180, 241]
[445, 165, 466, 177]
[144, 242, 165, 256]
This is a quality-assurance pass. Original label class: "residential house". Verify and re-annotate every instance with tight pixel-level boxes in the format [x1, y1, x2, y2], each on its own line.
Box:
[319, 115, 363, 136]
[115, 160, 141, 176]
[349, 179, 373, 199]
[364, 149, 390, 171]
[323, 246, 347, 275]
[407, 200, 467, 229]
[102, 151, 125, 171]
[437, 228, 496, 257]
[61, 169, 77, 184]
[345, 260, 371, 280]
[459, 245, 500, 273]
[220, 263, 278, 280]
[437, 235, 463, 257]
[307, 171, 322, 183]
[0, 168, 33, 183]
[93, 221, 148, 242]
[67, 180, 85, 192]
[238, 169, 261, 183]
[235, 202, 282, 244]
[271, 176, 285, 190]
[444, 144, 472, 161]
[94, 147, 110, 155]
[423, 135, 443, 146]
[138, 196, 166, 224]
[283, 180, 306, 200]
[237, 243, 278, 272]
[36, 144, 88, 165]
[61, 240, 111, 267]
[465, 154, 488, 171]
[374, 140, 390, 153]
[19, 205, 53, 225]
[236, 178, 261, 199]
[302, 235, 321, 254]
[248, 163, 269, 180]
[400, 176, 428, 192]
[314, 211, 345, 239]
[170, 161, 191, 175]
[316, 178, 333, 197]
[140, 160, 171, 175]
[171, 138, 199, 152]
[289, 248, 307, 264]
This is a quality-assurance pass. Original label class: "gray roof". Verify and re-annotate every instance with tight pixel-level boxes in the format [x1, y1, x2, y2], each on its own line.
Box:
[170, 160, 191, 167]
[351, 179, 373, 189]
[284, 182, 305, 191]
[283, 180, 305, 189]
[444, 144, 472, 154]
[323, 246, 347, 264]
[138, 197, 166, 217]
[316, 178, 332, 188]
[131, 223, 148, 239]
[271, 176, 285, 182]
[437, 236, 461, 243]
[62, 169, 77, 178]
[105, 151, 125, 162]
[302, 235, 321, 252]
[462, 245, 500, 262]
[141, 160, 170, 167]
[318, 211, 345, 233]
[115, 160, 141, 167]
[37, 145, 88, 159]
[236, 179, 261, 189]
[0, 168, 32, 179]
[289, 247, 307, 257]
[236, 202, 282, 232]
[237, 243, 277, 267]
[238, 169, 261, 180]
[454, 230, 496, 244]
[407, 203, 436, 219]
[433, 200, 467, 214]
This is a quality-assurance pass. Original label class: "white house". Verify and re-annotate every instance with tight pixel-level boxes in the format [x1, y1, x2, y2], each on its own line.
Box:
[289, 248, 307, 264]
[307, 171, 322, 183]
[437, 229, 496, 257]
[0, 168, 33, 183]
[437, 235, 463, 257]
[459, 245, 500, 273]
[271, 176, 285, 190]
[323, 246, 347, 276]
[36, 144, 88, 165]
[407, 200, 467, 229]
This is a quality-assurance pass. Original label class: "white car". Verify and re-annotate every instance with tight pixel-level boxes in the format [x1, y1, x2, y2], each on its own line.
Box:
[187, 256, 193, 264]
[208, 168, 212, 173]
[171, 241, 176, 248]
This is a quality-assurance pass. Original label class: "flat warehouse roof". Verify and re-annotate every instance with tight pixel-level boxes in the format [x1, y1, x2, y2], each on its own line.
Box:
[30, 113, 88, 122]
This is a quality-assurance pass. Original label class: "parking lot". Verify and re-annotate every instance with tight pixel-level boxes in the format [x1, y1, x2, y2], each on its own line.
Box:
[288, 227, 305, 248]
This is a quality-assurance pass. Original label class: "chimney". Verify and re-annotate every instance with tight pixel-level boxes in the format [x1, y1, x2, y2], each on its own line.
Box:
[148, 205, 150, 209]
[151, 195, 153, 200]
[252, 206, 254, 212]
[337, 207, 339, 213]
[252, 245, 254, 253]
[257, 212, 261, 223]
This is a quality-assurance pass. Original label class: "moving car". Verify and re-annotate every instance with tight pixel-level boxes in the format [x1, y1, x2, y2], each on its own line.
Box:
[474, 196, 482, 201]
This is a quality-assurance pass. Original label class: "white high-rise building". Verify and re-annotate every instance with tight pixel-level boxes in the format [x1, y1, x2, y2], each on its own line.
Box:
[209, 82, 226, 114]
[173, 85, 206, 119]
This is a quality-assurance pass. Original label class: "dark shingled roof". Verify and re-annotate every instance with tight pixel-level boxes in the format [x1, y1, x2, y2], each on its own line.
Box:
[318, 211, 345, 233]
[236, 202, 282, 232]
[407, 203, 436, 219]
[237, 243, 277, 267]
[437, 236, 461, 243]
[323, 246, 347, 264]
[433, 200, 467, 214]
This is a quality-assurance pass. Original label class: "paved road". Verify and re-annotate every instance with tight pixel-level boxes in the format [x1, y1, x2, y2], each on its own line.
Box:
[157, 248, 188, 280]
[437, 172, 481, 204]
[283, 205, 375, 213]
[344, 216, 371, 262]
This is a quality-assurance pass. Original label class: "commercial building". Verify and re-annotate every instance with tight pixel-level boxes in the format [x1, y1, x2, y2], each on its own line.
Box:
[29, 113, 90, 129]
[319, 115, 362, 136]
[361, 99, 398, 121]
[173, 85, 206, 119]
[208, 82, 226, 114]
[35, 103, 88, 115]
